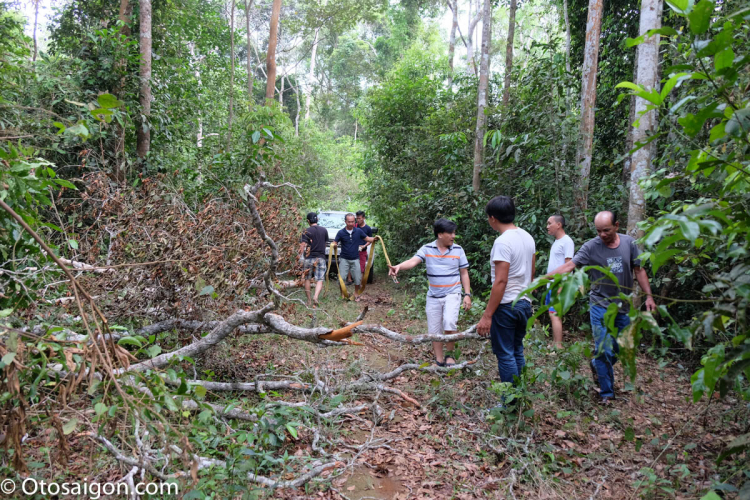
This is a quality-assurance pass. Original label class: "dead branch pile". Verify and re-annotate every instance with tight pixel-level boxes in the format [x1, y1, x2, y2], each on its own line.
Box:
[52, 173, 302, 318]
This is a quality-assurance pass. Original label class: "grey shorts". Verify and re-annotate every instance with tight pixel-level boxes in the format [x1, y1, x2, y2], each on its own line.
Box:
[338, 258, 362, 285]
[426, 294, 461, 335]
[303, 257, 326, 282]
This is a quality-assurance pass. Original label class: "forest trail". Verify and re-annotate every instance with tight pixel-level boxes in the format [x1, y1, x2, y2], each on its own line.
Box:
[238, 277, 746, 499]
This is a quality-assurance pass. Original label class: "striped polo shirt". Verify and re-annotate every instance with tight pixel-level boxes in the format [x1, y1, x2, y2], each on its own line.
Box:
[415, 241, 469, 298]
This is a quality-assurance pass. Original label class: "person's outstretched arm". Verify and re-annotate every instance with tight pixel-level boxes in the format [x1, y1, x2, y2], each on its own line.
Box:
[388, 256, 422, 276]
[634, 266, 657, 311]
[545, 259, 576, 278]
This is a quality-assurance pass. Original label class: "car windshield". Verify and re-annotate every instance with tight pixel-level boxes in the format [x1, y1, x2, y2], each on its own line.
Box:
[317, 213, 347, 229]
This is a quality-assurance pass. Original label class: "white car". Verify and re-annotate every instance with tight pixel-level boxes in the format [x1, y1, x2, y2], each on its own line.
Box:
[316, 211, 376, 282]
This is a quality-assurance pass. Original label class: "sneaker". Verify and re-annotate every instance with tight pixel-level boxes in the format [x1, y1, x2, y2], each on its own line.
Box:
[598, 396, 615, 405]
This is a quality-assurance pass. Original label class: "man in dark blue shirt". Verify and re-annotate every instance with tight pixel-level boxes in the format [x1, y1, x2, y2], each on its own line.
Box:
[333, 213, 375, 301]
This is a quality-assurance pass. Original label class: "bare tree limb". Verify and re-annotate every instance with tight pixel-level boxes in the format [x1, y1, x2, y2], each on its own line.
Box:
[119, 304, 274, 374]
[169, 443, 340, 489]
[354, 324, 481, 344]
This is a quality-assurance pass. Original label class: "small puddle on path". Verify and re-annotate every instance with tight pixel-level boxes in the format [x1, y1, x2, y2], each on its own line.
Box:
[339, 466, 404, 500]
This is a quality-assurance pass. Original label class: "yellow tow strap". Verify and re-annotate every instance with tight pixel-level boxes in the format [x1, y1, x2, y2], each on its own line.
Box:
[326, 242, 350, 300]
[359, 236, 393, 295]
[326, 236, 393, 300]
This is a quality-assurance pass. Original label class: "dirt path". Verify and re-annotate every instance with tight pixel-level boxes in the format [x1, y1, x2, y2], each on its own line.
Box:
[40, 277, 741, 499]
[271, 278, 747, 499]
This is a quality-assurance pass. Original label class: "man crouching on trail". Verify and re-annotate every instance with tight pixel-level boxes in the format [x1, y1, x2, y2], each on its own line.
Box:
[388, 219, 472, 367]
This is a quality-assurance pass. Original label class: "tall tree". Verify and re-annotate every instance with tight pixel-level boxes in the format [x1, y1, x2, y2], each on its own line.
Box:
[265, 0, 283, 104]
[304, 27, 319, 120]
[114, 0, 132, 180]
[32, 0, 39, 61]
[446, 0, 458, 86]
[626, 0, 662, 237]
[501, 0, 517, 107]
[227, 0, 236, 150]
[136, 0, 152, 162]
[246, 0, 254, 110]
[471, 0, 491, 192]
[466, 1, 483, 76]
[562, 0, 571, 76]
[574, 0, 604, 214]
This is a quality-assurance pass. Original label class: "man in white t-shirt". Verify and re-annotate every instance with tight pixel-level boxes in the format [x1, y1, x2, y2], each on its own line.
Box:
[545, 215, 574, 349]
[477, 196, 536, 392]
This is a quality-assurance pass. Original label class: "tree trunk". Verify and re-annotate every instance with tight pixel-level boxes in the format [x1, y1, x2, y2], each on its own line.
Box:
[294, 82, 300, 135]
[560, 0, 572, 197]
[246, 0, 255, 111]
[279, 74, 285, 105]
[113, 0, 132, 181]
[471, 0, 491, 192]
[32, 0, 39, 62]
[574, 0, 604, 215]
[305, 28, 319, 120]
[623, 59, 638, 185]
[136, 0, 152, 163]
[466, 1, 482, 76]
[265, 0, 283, 104]
[227, 0, 236, 150]
[501, 0, 517, 107]
[189, 43, 204, 147]
[563, 0, 571, 75]
[627, 0, 662, 238]
[447, 0, 458, 86]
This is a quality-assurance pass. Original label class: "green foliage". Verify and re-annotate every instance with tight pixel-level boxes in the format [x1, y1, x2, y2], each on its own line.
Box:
[0, 144, 74, 308]
[608, 1, 750, 465]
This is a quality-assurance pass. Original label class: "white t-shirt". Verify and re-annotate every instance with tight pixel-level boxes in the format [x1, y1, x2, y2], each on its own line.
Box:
[547, 234, 575, 273]
[490, 228, 536, 303]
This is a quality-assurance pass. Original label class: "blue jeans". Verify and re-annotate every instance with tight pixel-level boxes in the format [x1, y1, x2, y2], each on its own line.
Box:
[490, 300, 532, 385]
[589, 305, 630, 398]
[544, 289, 556, 313]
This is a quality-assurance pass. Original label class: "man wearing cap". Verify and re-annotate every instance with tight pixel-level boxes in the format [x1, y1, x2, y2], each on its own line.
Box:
[298, 212, 329, 307]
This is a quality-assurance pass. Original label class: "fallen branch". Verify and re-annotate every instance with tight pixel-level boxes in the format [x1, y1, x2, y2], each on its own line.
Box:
[358, 357, 479, 382]
[354, 324, 482, 344]
[57, 257, 115, 274]
[120, 304, 274, 374]
[90, 434, 170, 481]
[248, 279, 300, 290]
[162, 377, 323, 393]
[346, 382, 421, 406]
[169, 443, 340, 489]
[136, 318, 270, 336]
[266, 401, 380, 420]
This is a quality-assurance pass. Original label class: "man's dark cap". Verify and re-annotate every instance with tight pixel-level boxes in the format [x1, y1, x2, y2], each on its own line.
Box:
[306, 212, 318, 223]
